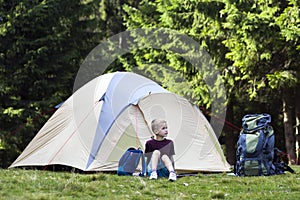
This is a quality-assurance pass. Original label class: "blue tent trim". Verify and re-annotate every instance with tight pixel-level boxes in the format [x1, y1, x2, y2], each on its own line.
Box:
[55, 101, 65, 109]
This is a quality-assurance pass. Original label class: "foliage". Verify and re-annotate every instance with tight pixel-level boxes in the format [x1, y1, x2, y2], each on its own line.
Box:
[0, 168, 299, 199]
[1, 0, 300, 167]
[121, 0, 299, 111]
[220, 0, 300, 98]
[121, 0, 300, 162]
[218, 0, 300, 161]
[0, 0, 101, 167]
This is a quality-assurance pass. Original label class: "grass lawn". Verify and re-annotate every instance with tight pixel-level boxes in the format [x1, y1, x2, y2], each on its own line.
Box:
[0, 166, 299, 200]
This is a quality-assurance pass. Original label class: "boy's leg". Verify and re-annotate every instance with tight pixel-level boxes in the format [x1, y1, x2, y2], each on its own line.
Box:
[148, 150, 161, 180]
[161, 154, 174, 172]
[148, 160, 169, 178]
[148, 152, 176, 181]
[151, 150, 161, 171]
[161, 155, 177, 181]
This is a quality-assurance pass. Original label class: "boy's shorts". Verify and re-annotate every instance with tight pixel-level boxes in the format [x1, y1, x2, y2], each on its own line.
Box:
[147, 159, 169, 177]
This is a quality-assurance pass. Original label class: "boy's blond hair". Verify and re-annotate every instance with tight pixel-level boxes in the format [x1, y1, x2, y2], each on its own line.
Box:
[151, 119, 167, 133]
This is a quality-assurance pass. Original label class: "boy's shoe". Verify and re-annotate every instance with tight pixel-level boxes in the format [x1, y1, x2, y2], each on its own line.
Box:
[168, 172, 177, 181]
[149, 171, 158, 180]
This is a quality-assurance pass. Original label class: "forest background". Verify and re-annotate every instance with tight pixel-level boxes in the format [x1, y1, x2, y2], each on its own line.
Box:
[0, 0, 299, 168]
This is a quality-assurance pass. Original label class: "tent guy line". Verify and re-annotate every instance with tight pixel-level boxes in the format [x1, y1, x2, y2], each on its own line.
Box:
[45, 100, 101, 170]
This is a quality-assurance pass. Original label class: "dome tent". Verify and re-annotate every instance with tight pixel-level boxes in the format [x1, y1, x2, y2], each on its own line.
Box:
[10, 72, 230, 173]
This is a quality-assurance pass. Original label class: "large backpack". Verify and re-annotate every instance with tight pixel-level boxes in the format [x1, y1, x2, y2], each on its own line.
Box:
[117, 147, 146, 176]
[235, 114, 276, 176]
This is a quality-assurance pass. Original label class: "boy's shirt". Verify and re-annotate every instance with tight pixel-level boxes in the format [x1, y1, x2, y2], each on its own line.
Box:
[145, 138, 175, 159]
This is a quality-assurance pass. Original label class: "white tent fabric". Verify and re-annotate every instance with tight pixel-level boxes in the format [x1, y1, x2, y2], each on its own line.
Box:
[10, 72, 230, 172]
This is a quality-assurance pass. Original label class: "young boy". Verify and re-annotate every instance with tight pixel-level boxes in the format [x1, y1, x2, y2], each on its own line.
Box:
[145, 119, 177, 181]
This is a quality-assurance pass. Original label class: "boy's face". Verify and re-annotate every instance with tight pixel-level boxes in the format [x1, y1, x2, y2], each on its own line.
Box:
[155, 122, 168, 137]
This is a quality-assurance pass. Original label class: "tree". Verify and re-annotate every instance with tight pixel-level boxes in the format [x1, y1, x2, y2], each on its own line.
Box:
[0, 0, 99, 167]
[280, 0, 300, 164]
[122, 0, 300, 164]
[220, 0, 300, 164]
[122, 0, 242, 163]
[122, 1, 228, 111]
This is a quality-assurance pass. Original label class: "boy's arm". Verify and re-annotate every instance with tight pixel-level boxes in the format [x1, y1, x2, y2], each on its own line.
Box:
[145, 153, 151, 166]
[145, 141, 151, 166]
[170, 141, 175, 168]
[170, 155, 175, 169]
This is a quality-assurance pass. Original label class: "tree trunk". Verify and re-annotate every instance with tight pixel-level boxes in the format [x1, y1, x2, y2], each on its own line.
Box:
[224, 102, 237, 165]
[282, 87, 296, 164]
[295, 74, 300, 165]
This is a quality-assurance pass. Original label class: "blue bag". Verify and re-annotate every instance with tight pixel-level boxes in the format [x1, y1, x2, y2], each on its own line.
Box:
[235, 114, 276, 176]
[117, 147, 146, 176]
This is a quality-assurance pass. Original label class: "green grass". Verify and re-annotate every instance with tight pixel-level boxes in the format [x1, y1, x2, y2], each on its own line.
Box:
[0, 167, 300, 200]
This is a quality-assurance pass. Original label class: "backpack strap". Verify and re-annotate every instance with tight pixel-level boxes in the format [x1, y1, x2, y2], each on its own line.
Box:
[242, 114, 271, 133]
